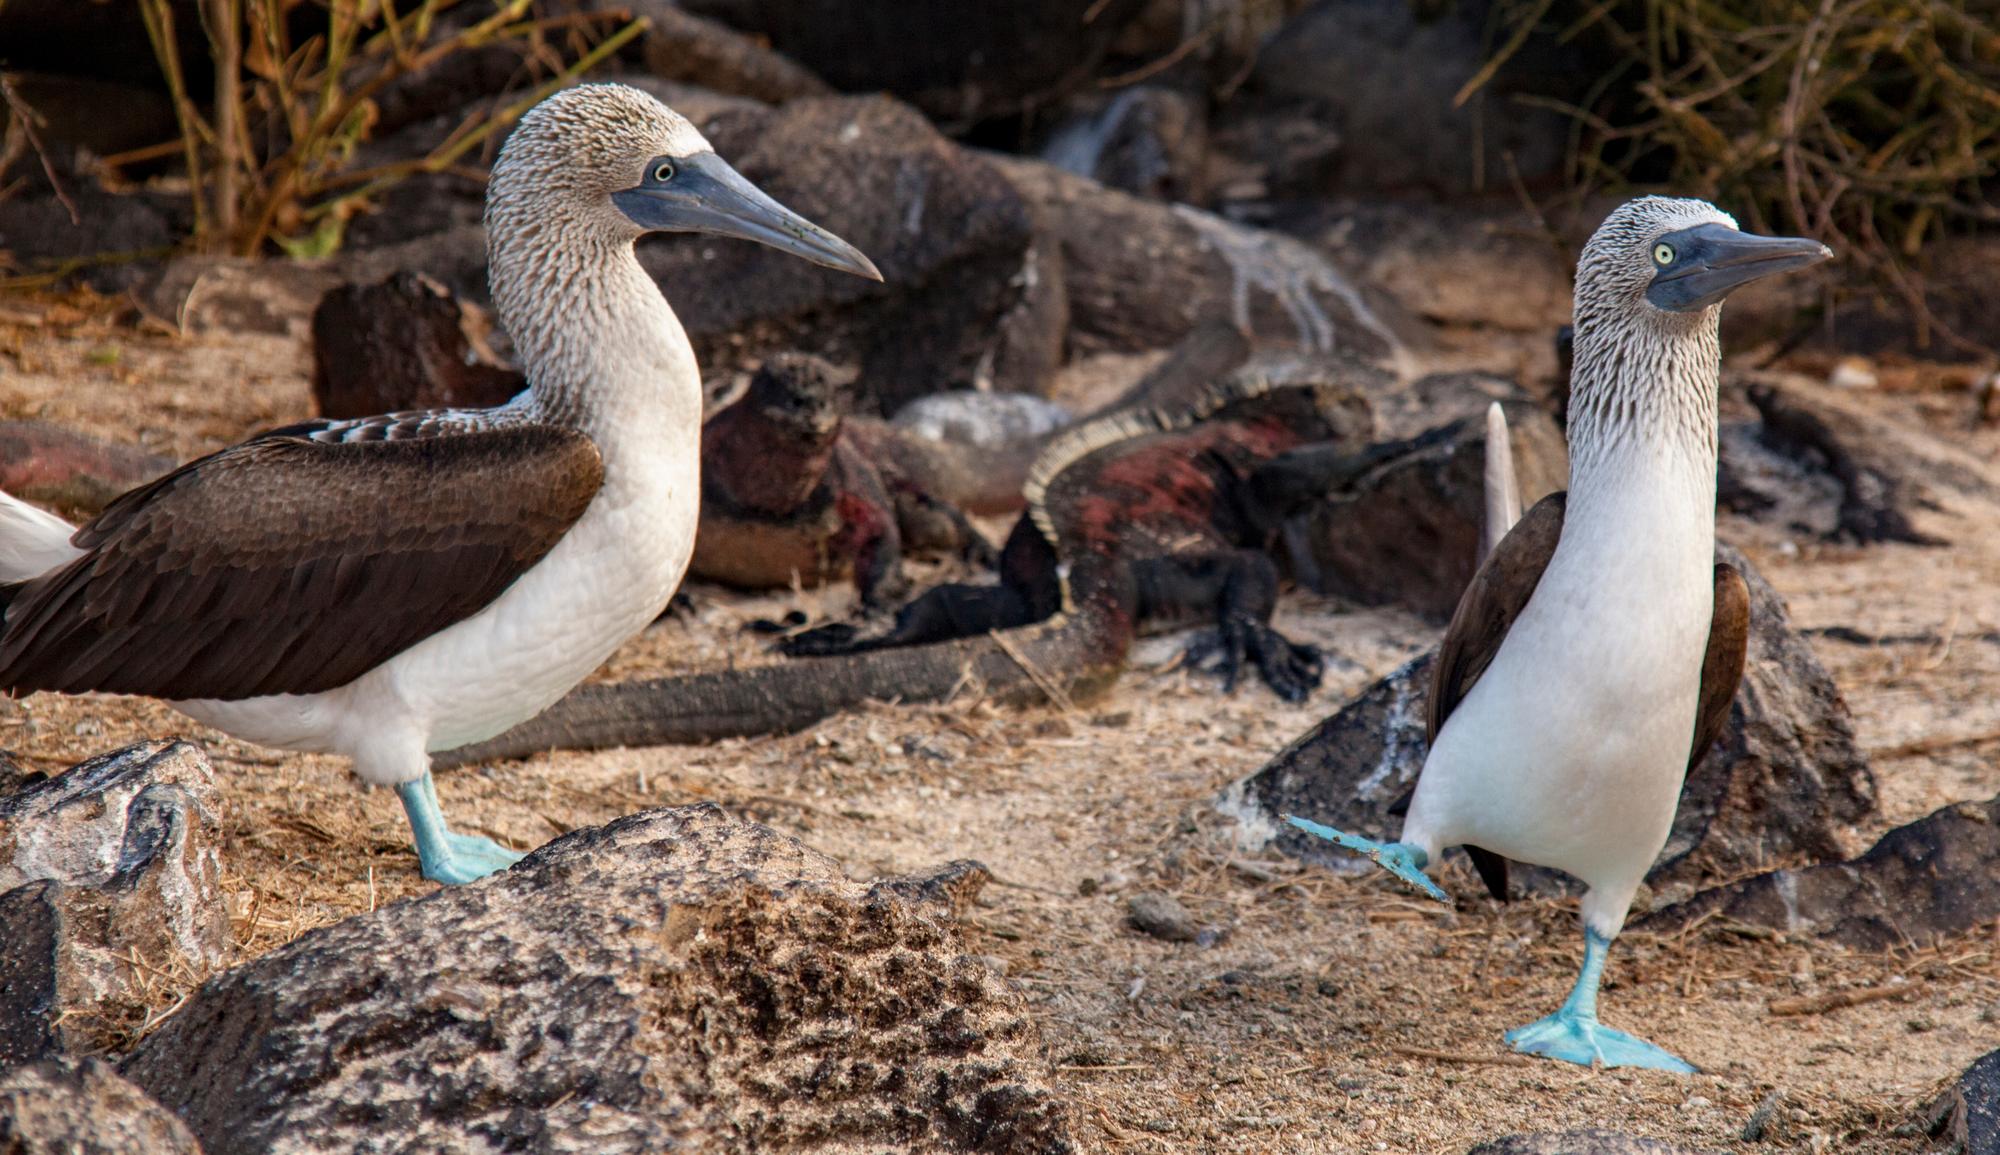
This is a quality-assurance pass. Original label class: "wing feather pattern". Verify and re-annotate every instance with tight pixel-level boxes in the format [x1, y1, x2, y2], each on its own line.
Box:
[0, 421, 603, 701]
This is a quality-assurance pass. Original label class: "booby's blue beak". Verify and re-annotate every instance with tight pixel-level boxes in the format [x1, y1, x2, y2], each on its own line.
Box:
[614, 151, 883, 281]
[1646, 223, 1831, 313]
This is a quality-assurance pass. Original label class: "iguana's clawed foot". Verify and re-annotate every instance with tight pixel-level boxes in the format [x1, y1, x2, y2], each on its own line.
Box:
[746, 609, 811, 635]
[774, 620, 864, 657]
[1184, 617, 1324, 702]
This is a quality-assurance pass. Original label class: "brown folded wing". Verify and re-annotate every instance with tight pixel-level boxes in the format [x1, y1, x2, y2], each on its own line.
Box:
[0, 423, 603, 701]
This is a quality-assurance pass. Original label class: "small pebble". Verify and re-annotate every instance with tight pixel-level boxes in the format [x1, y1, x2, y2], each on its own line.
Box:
[1126, 891, 1198, 942]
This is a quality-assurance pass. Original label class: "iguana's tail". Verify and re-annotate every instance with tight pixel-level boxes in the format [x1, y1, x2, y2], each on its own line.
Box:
[432, 607, 1130, 767]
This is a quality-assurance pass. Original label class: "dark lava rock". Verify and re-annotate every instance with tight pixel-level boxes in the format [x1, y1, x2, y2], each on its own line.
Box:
[1226, 546, 1876, 895]
[311, 272, 525, 418]
[1744, 373, 1999, 546]
[0, 421, 173, 517]
[620, 0, 833, 104]
[0, 1056, 202, 1154]
[1920, 1047, 2000, 1155]
[993, 155, 1403, 363]
[1041, 86, 1208, 204]
[655, 95, 1063, 411]
[122, 804, 1073, 1155]
[1466, 1130, 1717, 1155]
[1241, 0, 1578, 197]
[1638, 794, 2000, 950]
[1294, 399, 1568, 616]
[0, 741, 228, 1069]
[1125, 892, 1198, 943]
[677, 0, 1150, 125]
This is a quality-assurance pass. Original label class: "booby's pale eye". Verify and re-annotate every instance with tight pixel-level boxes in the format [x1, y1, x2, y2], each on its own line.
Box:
[651, 161, 676, 183]
[1652, 242, 1675, 265]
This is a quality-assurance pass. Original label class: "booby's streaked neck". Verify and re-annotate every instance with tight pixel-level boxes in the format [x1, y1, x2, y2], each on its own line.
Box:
[486, 217, 700, 454]
[1563, 300, 1722, 523]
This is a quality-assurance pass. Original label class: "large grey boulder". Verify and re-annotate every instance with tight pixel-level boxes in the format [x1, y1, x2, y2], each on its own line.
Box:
[1224, 546, 1876, 894]
[0, 1056, 202, 1154]
[122, 803, 1073, 1155]
[0, 741, 228, 1069]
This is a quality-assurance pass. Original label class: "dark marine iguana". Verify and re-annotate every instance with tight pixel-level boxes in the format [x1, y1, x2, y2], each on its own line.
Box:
[435, 357, 1412, 765]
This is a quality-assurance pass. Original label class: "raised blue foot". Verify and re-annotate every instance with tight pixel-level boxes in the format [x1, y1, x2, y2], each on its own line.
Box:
[397, 771, 524, 885]
[1282, 815, 1450, 903]
[1505, 928, 1697, 1072]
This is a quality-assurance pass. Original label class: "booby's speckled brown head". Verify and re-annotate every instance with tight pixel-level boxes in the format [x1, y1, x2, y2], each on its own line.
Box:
[1577, 197, 1830, 320]
[488, 83, 879, 279]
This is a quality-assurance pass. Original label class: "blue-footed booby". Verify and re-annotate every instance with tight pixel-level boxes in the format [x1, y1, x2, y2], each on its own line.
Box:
[0, 83, 879, 884]
[1287, 197, 1830, 1071]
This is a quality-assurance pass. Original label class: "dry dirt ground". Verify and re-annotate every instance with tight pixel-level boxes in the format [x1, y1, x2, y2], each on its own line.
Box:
[2, 289, 1998, 1153]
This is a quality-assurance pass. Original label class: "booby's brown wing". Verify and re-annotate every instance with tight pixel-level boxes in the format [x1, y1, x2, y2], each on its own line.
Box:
[1690, 563, 1751, 770]
[0, 418, 603, 701]
[1425, 500, 1755, 901]
[1425, 492, 1567, 901]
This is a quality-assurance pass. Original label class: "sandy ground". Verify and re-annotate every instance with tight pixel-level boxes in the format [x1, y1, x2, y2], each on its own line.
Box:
[2, 289, 1998, 1153]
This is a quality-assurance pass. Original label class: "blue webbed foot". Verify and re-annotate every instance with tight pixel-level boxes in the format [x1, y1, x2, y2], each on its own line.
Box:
[1282, 815, 1450, 904]
[1505, 1009, 1697, 1073]
[397, 772, 524, 885]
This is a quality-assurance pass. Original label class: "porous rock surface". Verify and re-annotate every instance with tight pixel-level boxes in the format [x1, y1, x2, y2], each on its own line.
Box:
[0, 421, 174, 518]
[1638, 794, 2000, 949]
[0, 740, 227, 1068]
[992, 155, 1402, 363]
[1294, 398, 1568, 616]
[122, 803, 1074, 1155]
[1919, 1047, 2000, 1155]
[0, 1056, 202, 1154]
[1224, 546, 1876, 893]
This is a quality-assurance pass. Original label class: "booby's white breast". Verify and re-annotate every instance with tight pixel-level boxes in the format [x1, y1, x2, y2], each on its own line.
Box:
[1403, 446, 1715, 933]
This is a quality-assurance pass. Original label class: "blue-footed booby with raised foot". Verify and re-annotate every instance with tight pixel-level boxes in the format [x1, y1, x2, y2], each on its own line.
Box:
[1286, 197, 1829, 1071]
[0, 83, 879, 884]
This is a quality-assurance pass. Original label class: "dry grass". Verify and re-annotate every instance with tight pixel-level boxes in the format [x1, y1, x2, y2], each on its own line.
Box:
[1476, 0, 2000, 354]
[124, 0, 642, 258]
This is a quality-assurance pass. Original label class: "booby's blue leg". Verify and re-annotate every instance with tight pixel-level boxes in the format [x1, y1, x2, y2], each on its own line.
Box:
[1283, 814, 1450, 903]
[397, 771, 524, 885]
[1503, 929, 1696, 1072]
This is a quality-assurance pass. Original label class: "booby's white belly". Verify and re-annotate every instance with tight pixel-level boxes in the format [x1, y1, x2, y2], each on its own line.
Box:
[1404, 488, 1714, 929]
[175, 449, 699, 783]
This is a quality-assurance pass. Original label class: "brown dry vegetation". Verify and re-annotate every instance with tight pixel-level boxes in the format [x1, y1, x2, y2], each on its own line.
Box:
[2, 291, 1998, 1151]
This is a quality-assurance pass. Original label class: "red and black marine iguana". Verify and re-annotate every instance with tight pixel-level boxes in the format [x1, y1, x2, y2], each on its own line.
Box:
[436, 357, 1413, 765]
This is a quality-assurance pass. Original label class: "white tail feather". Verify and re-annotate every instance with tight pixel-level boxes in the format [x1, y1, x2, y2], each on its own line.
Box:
[0, 491, 83, 583]
[1480, 402, 1521, 565]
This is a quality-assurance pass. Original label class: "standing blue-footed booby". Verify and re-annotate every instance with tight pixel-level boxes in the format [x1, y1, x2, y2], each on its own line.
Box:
[0, 84, 879, 884]
[1287, 197, 1830, 1071]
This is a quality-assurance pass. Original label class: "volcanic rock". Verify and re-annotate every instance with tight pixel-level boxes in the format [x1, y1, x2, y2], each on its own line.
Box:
[0, 741, 228, 1068]
[676, 0, 1150, 125]
[0, 1056, 202, 1154]
[1920, 1047, 2000, 1155]
[993, 155, 1403, 364]
[1224, 546, 1876, 894]
[310, 272, 524, 418]
[1291, 399, 1567, 616]
[1638, 794, 2000, 949]
[0, 422, 173, 517]
[121, 803, 1073, 1155]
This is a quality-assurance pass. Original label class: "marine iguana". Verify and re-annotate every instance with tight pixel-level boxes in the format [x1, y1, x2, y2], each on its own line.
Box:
[435, 358, 1405, 765]
[774, 364, 1385, 702]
